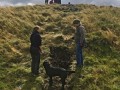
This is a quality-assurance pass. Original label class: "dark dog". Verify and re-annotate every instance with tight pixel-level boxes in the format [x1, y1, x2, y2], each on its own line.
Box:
[43, 61, 75, 90]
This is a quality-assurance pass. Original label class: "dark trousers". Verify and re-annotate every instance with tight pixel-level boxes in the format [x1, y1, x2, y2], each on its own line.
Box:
[30, 47, 40, 75]
[76, 43, 83, 66]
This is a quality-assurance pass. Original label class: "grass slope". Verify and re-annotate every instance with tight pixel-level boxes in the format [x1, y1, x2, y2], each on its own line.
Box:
[0, 4, 120, 90]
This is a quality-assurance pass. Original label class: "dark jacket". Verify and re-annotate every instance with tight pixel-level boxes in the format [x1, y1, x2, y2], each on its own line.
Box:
[30, 31, 42, 52]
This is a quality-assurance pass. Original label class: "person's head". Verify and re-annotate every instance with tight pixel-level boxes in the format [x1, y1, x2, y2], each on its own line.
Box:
[73, 19, 81, 27]
[33, 25, 40, 32]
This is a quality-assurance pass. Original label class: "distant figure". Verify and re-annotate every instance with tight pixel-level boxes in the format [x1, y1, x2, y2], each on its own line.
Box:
[68, 2, 71, 4]
[30, 26, 42, 76]
[49, 0, 54, 4]
[72, 19, 86, 67]
[45, 0, 48, 4]
[54, 0, 61, 4]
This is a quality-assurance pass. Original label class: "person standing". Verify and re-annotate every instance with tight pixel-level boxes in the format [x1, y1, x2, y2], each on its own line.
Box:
[49, 0, 54, 4]
[73, 19, 86, 67]
[30, 26, 42, 75]
[45, 0, 48, 4]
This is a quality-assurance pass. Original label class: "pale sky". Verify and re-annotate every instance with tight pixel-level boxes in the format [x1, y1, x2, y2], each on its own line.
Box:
[0, 0, 120, 7]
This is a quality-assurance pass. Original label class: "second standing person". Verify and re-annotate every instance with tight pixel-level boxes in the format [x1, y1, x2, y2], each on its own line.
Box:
[73, 19, 86, 68]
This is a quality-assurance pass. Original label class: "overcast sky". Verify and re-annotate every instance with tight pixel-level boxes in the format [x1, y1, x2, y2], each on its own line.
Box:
[0, 0, 120, 7]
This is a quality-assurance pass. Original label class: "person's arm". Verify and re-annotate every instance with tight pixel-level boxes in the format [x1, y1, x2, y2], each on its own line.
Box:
[39, 35, 42, 53]
[36, 34, 42, 53]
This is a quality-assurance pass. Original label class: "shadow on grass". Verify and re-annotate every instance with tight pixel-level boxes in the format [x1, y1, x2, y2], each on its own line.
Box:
[22, 73, 43, 90]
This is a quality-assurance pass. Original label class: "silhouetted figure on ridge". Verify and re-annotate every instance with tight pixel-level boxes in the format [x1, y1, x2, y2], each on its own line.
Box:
[54, 0, 61, 4]
[49, 0, 54, 4]
[68, 2, 71, 4]
[45, 0, 48, 4]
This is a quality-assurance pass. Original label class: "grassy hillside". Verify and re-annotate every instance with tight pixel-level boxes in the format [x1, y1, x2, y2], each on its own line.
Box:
[0, 4, 120, 90]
